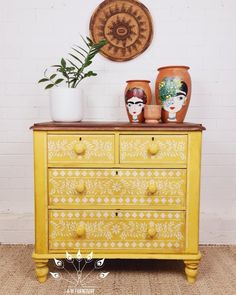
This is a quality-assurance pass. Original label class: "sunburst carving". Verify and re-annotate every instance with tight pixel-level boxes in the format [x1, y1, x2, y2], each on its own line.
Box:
[90, 0, 153, 62]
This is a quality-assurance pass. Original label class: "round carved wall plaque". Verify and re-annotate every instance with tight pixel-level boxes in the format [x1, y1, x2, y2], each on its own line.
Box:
[89, 0, 153, 62]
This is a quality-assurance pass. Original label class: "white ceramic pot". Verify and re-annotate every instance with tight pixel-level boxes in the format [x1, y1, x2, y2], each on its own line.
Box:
[50, 87, 83, 122]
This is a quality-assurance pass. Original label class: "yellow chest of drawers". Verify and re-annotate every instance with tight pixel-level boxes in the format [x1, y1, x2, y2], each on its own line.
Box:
[31, 122, 205, 283]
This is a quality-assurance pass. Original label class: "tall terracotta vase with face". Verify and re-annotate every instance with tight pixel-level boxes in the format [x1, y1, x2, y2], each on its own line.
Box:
[155, 66, 192, 123]
[125, 80, 152, 123]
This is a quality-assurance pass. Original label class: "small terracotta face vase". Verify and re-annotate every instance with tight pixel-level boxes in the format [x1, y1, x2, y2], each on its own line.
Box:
[125, 80, 151, 123]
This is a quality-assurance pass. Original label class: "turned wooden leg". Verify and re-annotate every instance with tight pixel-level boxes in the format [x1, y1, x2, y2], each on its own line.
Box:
[34, 259, 49, 283]
[184, 260, 200, 283]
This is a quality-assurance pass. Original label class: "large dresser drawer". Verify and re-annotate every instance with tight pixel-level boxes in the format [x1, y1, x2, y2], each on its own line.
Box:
[47, 134, 115, 165]
[49, 169, 186, 208]
[49, 210, 185, 253]
[120, 134, 187, 164]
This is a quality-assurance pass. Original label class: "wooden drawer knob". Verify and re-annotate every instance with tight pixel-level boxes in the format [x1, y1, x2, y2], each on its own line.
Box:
[148, 184, 157, 194]
[148, 227, 156, 238]
[76, 182, 85, 193]
[148, 143, 159, 155]
[74, 143, 86, 155]
[76, 225, 85, 237]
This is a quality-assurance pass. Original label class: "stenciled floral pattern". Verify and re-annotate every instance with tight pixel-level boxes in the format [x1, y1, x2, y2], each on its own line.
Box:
[49, 210, 185, 252]
[48, 169, 186, 208]
[48, 135, 114, 163]
[120, 135, 187, 163]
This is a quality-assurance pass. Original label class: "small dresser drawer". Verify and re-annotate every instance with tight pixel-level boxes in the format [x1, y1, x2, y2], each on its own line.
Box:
[49, 169, 186, 208]
[49, 210, 185, 253]
[120, 134, 187, 164]
[48, 134, 115, 165]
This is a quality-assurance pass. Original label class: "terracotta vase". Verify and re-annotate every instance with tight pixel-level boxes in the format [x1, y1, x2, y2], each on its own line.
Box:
[125, 80, 152, 123]
[155, 66, 192, 123]
[144, 105, 161, 123]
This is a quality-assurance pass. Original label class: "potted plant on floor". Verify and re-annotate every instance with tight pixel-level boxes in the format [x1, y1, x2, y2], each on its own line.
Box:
[38, 36, 107, 122]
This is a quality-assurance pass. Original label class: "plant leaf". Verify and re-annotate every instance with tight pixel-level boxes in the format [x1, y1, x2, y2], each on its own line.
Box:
[61, 71, 69, 79]
[71, 47, 85, 58]
[57, 68, 69, 78]
[55, 78, 64, 84]
[66, 67, 75, 72]
[74, 45, 88, 54]
[67, 59, 80, 70]
[45, 84, 54, 89]
[86, 36, 94, 45]
[99, 39, 108, 46]
[69, 53, 83, 64]
[61, 58, 66, 68]
[88, 53, 96, 59]
[38, 78, 49, 83]
[84, 71, 97, 77]
[81, 35, 90, 48]
[84, 60, 92, 68]
[50, 74, 57, 80]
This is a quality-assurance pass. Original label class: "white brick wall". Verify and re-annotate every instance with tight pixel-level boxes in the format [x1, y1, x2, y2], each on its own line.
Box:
[0, 0, 236, 244]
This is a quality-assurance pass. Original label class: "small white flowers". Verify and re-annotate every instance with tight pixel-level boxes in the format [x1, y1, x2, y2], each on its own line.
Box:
[111, 224, 121, 235]
[112, 183, 122, 192]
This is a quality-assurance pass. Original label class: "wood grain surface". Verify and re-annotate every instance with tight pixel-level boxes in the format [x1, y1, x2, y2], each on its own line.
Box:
[30, 121, 206, 131]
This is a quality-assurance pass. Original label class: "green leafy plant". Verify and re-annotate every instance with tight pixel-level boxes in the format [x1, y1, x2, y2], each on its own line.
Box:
[38, 36, 107, 89]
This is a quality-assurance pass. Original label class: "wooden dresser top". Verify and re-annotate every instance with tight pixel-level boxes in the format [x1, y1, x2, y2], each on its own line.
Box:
[31, 121, 206, 131]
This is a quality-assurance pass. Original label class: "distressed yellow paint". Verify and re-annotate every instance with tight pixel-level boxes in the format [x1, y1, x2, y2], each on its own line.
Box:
[48, 134, 115, 164]
[48, 168, 187, 209]
[33, 131, 48, 254]
[32, 251, 201, 261]
[49, 210, 185, 252]
[185, 132, 202, 253]
[120, 134, 188, 164]
[32, 128, 203, 283]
